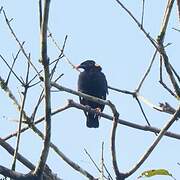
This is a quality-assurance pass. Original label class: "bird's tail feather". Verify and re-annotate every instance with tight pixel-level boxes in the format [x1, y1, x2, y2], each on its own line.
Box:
[86, 112, 99, 128]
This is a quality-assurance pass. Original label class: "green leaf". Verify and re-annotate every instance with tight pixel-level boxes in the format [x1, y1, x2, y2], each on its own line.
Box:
[138, 169, 176, 179]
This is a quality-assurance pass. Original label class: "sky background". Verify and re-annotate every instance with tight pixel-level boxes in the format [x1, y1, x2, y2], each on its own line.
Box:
[0, 0, 180, 180]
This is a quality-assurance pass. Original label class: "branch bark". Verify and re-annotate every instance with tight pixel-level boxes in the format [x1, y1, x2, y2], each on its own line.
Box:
[34, 0, 52, 178]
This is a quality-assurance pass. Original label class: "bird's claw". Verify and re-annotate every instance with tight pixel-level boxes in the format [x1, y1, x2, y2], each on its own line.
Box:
[95, 107, 101, 114]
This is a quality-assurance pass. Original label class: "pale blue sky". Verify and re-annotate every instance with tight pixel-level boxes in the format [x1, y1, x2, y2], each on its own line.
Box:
[0, 0, 180, 180]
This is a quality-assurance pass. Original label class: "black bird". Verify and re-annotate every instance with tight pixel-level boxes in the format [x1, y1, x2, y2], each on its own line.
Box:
[76, 60, 108, 128]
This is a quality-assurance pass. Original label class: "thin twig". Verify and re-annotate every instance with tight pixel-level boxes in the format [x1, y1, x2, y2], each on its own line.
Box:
[0, 54, 24, 85]
[115, 0, 179, 98]
[126, 105, 180, 177]
[103, 164, 114, 180]
[135, 97, 158, 136]
[11, 62, 30, 171]
[29, 118, 97, 179]
[172, 27, 180, 32]
[135, 97, 151, 127]
[6, 44, 24, 85]
[84, 148, 101, 173]
[159, 56, 177, 97]
[30, 89, 44, 122]
[54, 73, 64, 82]
[169, 63, 180, 83]
[100, 142, 104, 180]
[136, 50, 157, 92]
[50, 35, 68, 79]
[0, 75, 30, 122]
[159, 55, 177, 97]
[141, 0, 145, 27]
[3, 102, 71, 141]
[39, 0, 42, 29]
[48, 29, 80, 72]
[115, 0, 158, 50]
[137, 95, 163, 112]
[0, 6, 3, 14]
[3, 10, 41, 78]
[108, 85, 134, 95]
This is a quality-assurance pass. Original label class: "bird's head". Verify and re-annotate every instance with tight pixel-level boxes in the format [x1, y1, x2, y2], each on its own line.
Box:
[76, 60, 101, 71]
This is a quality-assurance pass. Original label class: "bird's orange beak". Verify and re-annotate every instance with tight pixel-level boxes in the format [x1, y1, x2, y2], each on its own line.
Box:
[74, 64, 82, 72]
[75, 64, 80, 69]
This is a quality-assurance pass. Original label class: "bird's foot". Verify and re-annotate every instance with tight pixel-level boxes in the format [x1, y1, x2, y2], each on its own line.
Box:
[95, 107, 101, 114]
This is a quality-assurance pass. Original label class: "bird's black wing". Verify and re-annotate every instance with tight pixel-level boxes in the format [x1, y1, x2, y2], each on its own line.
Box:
[77, 66, 108, 128]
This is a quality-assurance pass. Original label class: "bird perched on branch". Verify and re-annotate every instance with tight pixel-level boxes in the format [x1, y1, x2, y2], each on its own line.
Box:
[76, 60, 108, 128]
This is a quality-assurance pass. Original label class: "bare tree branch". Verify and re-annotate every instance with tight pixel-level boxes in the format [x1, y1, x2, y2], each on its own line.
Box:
[0, 137, 35, 170]
[126, 105, 180, 177]
[136, 50, 157, 92]
[157, 0, 180, 97]
[115, 0, 158, 50]
[0, 165, 27, 180]
[0, 138, 61, 180]
[2, 10, 41, 78]
[100, 142, 104, 180]
[34, 0, 52, 177]
[159, 56, 177, 97]
[0, 54, 24, 85]
[141, 0, 145, 27]
[177, 0, 180, 21]
[0, 75, 31, 122]
[109, 101, 126, 180]
[84, 148, 102, 175]
[6, 44, 24, 85]
[11, 62, 30, 171]
[39, 0, 43, 29]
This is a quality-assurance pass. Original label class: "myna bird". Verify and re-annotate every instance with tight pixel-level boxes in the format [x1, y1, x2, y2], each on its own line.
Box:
[76, 60, 108, 128]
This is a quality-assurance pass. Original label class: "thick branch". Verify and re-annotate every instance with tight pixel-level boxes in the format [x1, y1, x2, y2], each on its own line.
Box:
[177, 0, 180, 21]
[0, 138, 35, 170]
[157, 0, 180, 97]
[34, 0, 52, 177]
[0, 165, 28, 180]
[109, 101, 125, 180]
